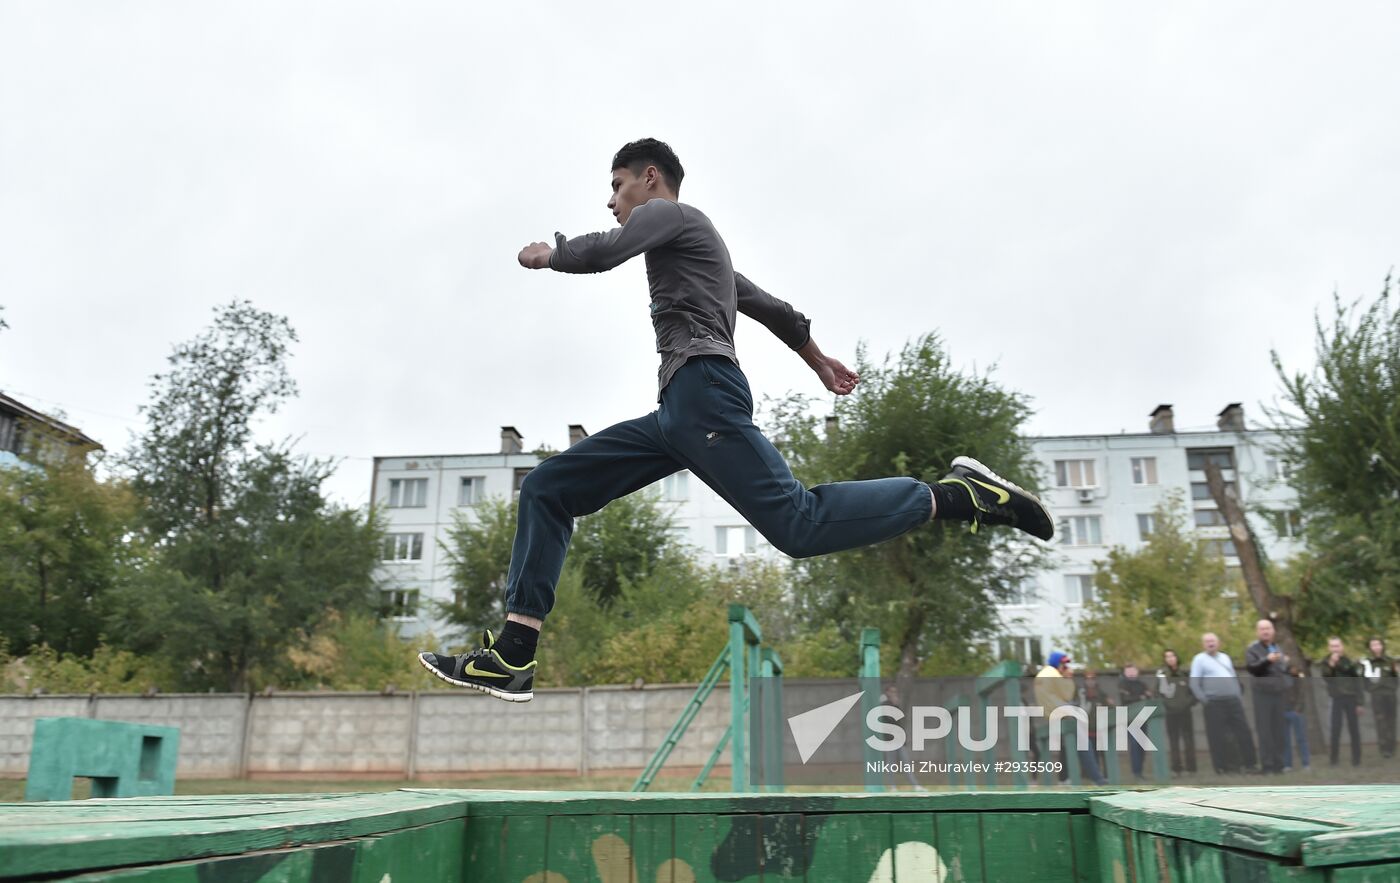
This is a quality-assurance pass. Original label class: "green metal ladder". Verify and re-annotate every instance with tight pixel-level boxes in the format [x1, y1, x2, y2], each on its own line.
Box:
[632, 604, 784, 793]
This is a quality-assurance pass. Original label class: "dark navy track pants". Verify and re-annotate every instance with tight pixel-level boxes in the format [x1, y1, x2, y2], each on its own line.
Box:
[505, 355, 933, 619]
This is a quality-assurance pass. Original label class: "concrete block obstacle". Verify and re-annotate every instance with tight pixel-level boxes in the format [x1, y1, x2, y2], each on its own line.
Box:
[23, 717, 179, 802]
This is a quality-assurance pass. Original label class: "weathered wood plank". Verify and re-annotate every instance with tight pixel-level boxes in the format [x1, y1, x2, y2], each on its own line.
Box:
[0, 791, 470, 879]
[1090, 789, 1335, 859]
[545, 813, 633, 883]
[58, 818, 467, 882]
[757, 813, 807, 883]
[1327, 863, 1400, 883]
[629, 813, 677, 883]
[1093, 817, 1132, 883]
[1301, 826, 1400, 868]
[804, 812, 890, 882]
[434, 789, 1106, 819]
[934, 813, 983, 883]
[670, 812, 749, 883]
[983, 812, 1075, 882]
[889, 812, 941, 883]
[1069, 813, 1099, 883]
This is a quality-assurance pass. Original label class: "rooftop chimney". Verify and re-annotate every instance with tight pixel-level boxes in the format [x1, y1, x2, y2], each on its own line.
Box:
[825, 415, 839, 438]
[1217, 403, 1245, 432]
[568, 424, 589, 447]
[500, 426, 524, 454]
[1149, 405, 1175, 435]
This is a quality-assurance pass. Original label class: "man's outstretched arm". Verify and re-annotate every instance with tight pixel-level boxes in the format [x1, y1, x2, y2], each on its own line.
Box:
[518, 199, 685, 273]
[736, 272, 859, 396]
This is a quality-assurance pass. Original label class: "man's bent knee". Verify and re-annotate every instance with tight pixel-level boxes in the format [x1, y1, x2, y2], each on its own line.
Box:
[517, 455, 607, 518]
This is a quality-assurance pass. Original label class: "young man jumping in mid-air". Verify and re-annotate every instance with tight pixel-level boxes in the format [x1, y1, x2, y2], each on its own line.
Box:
[419, 138, 1053, 701]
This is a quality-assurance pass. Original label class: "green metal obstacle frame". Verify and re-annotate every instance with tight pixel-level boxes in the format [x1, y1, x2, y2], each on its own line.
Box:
[632, 604, 783, 793]
[6, 787, 1400, 880]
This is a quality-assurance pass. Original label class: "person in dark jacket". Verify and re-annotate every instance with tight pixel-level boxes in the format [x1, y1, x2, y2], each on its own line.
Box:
[1363, 637, 1398, 759]
[1245, 619, 1292, 774]
[1322, 636, 1364, 766]
[1157, 648, 1198, 774]
[1118, 663, 1151, 779]
[1282, 664, 1311, 771]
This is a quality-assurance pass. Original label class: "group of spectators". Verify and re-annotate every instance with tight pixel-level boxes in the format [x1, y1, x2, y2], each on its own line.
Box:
[1182, 621, 1397, 775]
[1032, 621, 1398, 780]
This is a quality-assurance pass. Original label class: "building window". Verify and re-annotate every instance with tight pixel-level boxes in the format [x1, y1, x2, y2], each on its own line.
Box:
[381, 589, 420, 619]
[1194, 509, 1226, 527]
[382, 533, 423, 561]
[1058, 515, 1103, 546]
[1266, 458, 1293, 480]
[1199, 539, 1239, 559]
[1137, 513, 1156, 540]
[998, 636, 1044, 667]
[662, 471, 690, 501]
[1130, 457, 1158, 485]
[1005, 580, 1038, 606]
[1191, 480, 1237, 501]
[1272, 510, 1303, 539]
[513, 468, 533, 500]
[1064, 574, 1096, 605]
[388, 478, 428, 508]
[0, 413, 16, 453]
[715, 525, 758, 557]
[1187, 448, 1236, 471]
[458, 477, 483, 506]
[1054, 459, 1097, 488]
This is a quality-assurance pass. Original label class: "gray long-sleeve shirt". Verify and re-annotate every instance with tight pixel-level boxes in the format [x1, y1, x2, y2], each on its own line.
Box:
[549, 198, 812, 399]
[1189, 650, 1242, 702]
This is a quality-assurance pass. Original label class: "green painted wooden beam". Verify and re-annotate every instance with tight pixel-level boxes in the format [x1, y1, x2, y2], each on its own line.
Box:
[0, 791, 471, 880]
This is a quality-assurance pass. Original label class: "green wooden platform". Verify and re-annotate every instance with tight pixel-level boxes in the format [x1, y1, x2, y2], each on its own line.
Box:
[1093, 787, 1400, 882]
[2, 788, 1400, 881]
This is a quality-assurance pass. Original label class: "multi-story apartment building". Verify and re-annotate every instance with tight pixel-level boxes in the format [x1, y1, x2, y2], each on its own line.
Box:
[1000, 403, 1301, 666]
[374, 404, 1303, 652]
[0, 391, 103, 470]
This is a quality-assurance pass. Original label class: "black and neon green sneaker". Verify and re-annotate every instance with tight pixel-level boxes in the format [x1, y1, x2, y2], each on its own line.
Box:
[937, 455, 1055, 541]
[417, 630, 535, 702]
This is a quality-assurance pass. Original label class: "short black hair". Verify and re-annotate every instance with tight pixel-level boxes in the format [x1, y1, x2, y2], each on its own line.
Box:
[612, 138, 684, 192]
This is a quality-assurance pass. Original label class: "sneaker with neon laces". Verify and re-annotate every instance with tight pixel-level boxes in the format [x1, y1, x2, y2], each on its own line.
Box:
[417, 630, 536, 702]
[935, 455, 1055, 541]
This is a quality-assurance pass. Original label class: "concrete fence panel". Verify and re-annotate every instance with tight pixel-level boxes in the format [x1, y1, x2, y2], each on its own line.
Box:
[0, 697, 91, 775]
[244, 693, 414, 775]
[414, 689, 583, 775]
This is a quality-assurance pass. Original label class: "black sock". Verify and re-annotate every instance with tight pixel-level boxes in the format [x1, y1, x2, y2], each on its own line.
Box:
[929, 480, 975, 522]
[495, 620, 539, 667]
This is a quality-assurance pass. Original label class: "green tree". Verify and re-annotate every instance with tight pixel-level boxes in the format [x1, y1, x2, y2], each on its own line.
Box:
[1071, 493, 1252, 668]
[2, 643, 177, 694]
[116, 302, 384, 691]
[568, 491, 684, 606]
[283, 611, 443, 692]
[766, 334, 1049, 699]
[0, 458, 143, 657]
[438, 487, 688, 640]
[438, 498, 518, 640]
[1270, 279, 1400, 641]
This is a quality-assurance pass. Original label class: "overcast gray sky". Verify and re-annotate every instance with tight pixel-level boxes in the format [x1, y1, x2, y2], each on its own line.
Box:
[3, 2, 1397, 507]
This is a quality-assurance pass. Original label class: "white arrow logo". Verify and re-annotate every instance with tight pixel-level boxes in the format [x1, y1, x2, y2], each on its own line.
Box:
[787, 691, 865, 763]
